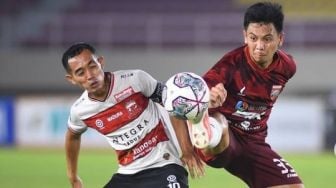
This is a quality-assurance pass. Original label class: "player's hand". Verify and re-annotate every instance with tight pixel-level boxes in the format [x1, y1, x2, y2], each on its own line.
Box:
[209, 83, 227, 108]
[69, 175, 83, 188]
[181, 150, 205, 179]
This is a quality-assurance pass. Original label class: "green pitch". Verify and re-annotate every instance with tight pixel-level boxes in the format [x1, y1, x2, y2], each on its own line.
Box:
[0, 148, 335, 187]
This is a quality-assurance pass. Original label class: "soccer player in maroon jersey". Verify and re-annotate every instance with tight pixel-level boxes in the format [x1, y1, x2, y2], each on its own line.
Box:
[62, 43, 204, 188]
[187, 2, 305, 188]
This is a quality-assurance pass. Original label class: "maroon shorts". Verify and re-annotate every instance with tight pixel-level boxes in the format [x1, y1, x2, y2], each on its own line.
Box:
[196, 127, 302, 188]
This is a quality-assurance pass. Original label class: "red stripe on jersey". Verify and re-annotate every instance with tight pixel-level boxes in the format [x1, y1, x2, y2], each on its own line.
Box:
[116, 121, 169, 165]
[83, 92, 149, 135]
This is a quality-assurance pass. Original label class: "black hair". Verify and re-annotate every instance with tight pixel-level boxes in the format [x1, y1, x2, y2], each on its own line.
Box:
[243, 2, 284, 33]
[61, 42, 96, 73]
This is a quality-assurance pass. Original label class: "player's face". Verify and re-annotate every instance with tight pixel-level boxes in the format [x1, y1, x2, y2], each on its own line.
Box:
[244, 23, 283, 69]
[66, 49, 106, 96]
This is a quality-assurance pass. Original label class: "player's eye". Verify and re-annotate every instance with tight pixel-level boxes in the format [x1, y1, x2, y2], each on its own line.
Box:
[264, 36, 273, 42]
[89, 62, 98, 69]
[249, 35, 257, 42]
[74, 69, 84, 76]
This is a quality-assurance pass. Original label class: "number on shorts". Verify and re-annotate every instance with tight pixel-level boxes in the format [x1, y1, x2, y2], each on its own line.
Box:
[168, 182, 181, 188]
[273, 158, 296, 175]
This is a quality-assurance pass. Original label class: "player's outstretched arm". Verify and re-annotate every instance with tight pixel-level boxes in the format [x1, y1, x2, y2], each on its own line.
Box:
[169, 116, 205, 178]
[65, 129, 83, 188]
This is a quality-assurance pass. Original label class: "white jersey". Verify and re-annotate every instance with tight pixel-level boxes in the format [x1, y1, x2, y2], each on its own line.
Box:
[68, 69, 182, 174]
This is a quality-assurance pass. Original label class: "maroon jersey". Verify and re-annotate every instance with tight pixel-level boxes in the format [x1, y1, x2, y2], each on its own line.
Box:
[204, 45, 296, 138]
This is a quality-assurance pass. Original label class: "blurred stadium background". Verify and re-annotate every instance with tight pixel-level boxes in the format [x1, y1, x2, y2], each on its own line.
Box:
[0, 0, 336, 187]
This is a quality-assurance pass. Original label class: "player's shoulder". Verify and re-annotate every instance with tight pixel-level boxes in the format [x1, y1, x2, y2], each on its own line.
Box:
[219, 45, 245, 65]
[71, 91, 88, 109]
[69, 91, 89, 117]
[276, 50, 296, 78]
[277, 49, 296, 65]
[277, 49, 296, 70]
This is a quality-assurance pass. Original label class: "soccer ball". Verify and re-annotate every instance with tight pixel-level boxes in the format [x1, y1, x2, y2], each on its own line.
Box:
[162, 72, 210, 121]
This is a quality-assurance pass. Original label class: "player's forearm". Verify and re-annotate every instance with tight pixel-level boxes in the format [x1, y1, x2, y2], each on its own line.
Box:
[65, 129, 82, 181]
[169, 116, 194, 154]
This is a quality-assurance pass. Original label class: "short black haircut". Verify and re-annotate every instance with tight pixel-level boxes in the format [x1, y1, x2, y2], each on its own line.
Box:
[61, 42, 96, 73]
[243, 2, 284, 33]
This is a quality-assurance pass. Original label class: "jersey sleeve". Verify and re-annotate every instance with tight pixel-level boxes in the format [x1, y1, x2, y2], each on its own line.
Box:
[149, 82, 165, 104]
[286, 55, 296, 79]
[134, 70, 159, 97]
[278, 50, 297, 79]
[67, 107, 87, 134]
[203, 53, 235, 88]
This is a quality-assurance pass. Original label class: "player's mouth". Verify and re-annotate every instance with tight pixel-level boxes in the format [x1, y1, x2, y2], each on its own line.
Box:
[253, 53, 267, 60]
[90, 81, 100, 89]
[254, 51, 266, 56]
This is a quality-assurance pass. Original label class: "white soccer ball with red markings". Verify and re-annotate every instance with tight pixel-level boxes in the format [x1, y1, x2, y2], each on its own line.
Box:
[162, 72, 210, 120]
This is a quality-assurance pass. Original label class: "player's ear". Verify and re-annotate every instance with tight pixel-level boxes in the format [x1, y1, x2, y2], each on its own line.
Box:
[65, 74, 77, 85]
[243, 30, 247, 44]
[278, 32, 284, 48]
[97, 56, 105, 68]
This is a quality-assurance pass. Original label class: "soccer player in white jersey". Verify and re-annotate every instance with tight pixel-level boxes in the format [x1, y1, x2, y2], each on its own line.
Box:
[62, 43, 204, 188]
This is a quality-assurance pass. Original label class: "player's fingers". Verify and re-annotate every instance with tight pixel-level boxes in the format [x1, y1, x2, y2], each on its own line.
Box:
[185, 156, 204, 179]
[209, 89, 226, 108]
[184, 160, 194, 178]
[211, 85, 224, 99]
[193, 157, 205, 178]
[187, 163, 199, 179]
[212, 84, 226, 105]
[215, 83, 225, 92]
[219, 88, 227, 104]
[215, 83, 227, 103]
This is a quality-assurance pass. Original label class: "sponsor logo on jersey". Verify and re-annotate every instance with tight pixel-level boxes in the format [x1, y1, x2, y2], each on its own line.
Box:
[120, 72, 134, 79]
[83, 93, 149, 135]
[167, 175, 177, 182]
[233, 101, 266, 120]
[232, 121, 262, 131]
[235, 101, 249, 111]
[238, 86, 246, 96]
[107, 111, 123, 122]
[235, 101, 267, 112]
[116, 122, 169, 165]
[166, 175, 181, 188]
[233, 110, 265, 120]
[114, 87, 135, 102]
[111, 120, 149, 146]
[95, 119, 104, 128]
[271, 85, 282, 101]
[240, 120, 250, 129]
[126, 100, 137, 111]
[133, 135, 158, 156]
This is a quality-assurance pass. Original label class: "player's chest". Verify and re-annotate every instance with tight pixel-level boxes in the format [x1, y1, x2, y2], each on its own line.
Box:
[229, 69, 287, 102]
[82, 92, 149, 134]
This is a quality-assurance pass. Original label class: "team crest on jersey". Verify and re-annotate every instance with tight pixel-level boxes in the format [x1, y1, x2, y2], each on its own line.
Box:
[125, 99, 142, 118]
[114, 87, 135, 102]
[270, 85, 282, 101]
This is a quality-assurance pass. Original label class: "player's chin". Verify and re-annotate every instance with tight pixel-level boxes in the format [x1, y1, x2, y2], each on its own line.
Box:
[86, 86, 100, 94]
[252, 55, 264, 62]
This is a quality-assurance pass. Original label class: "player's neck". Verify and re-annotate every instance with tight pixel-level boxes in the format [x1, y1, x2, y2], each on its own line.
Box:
[254, 60, 272, 69]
